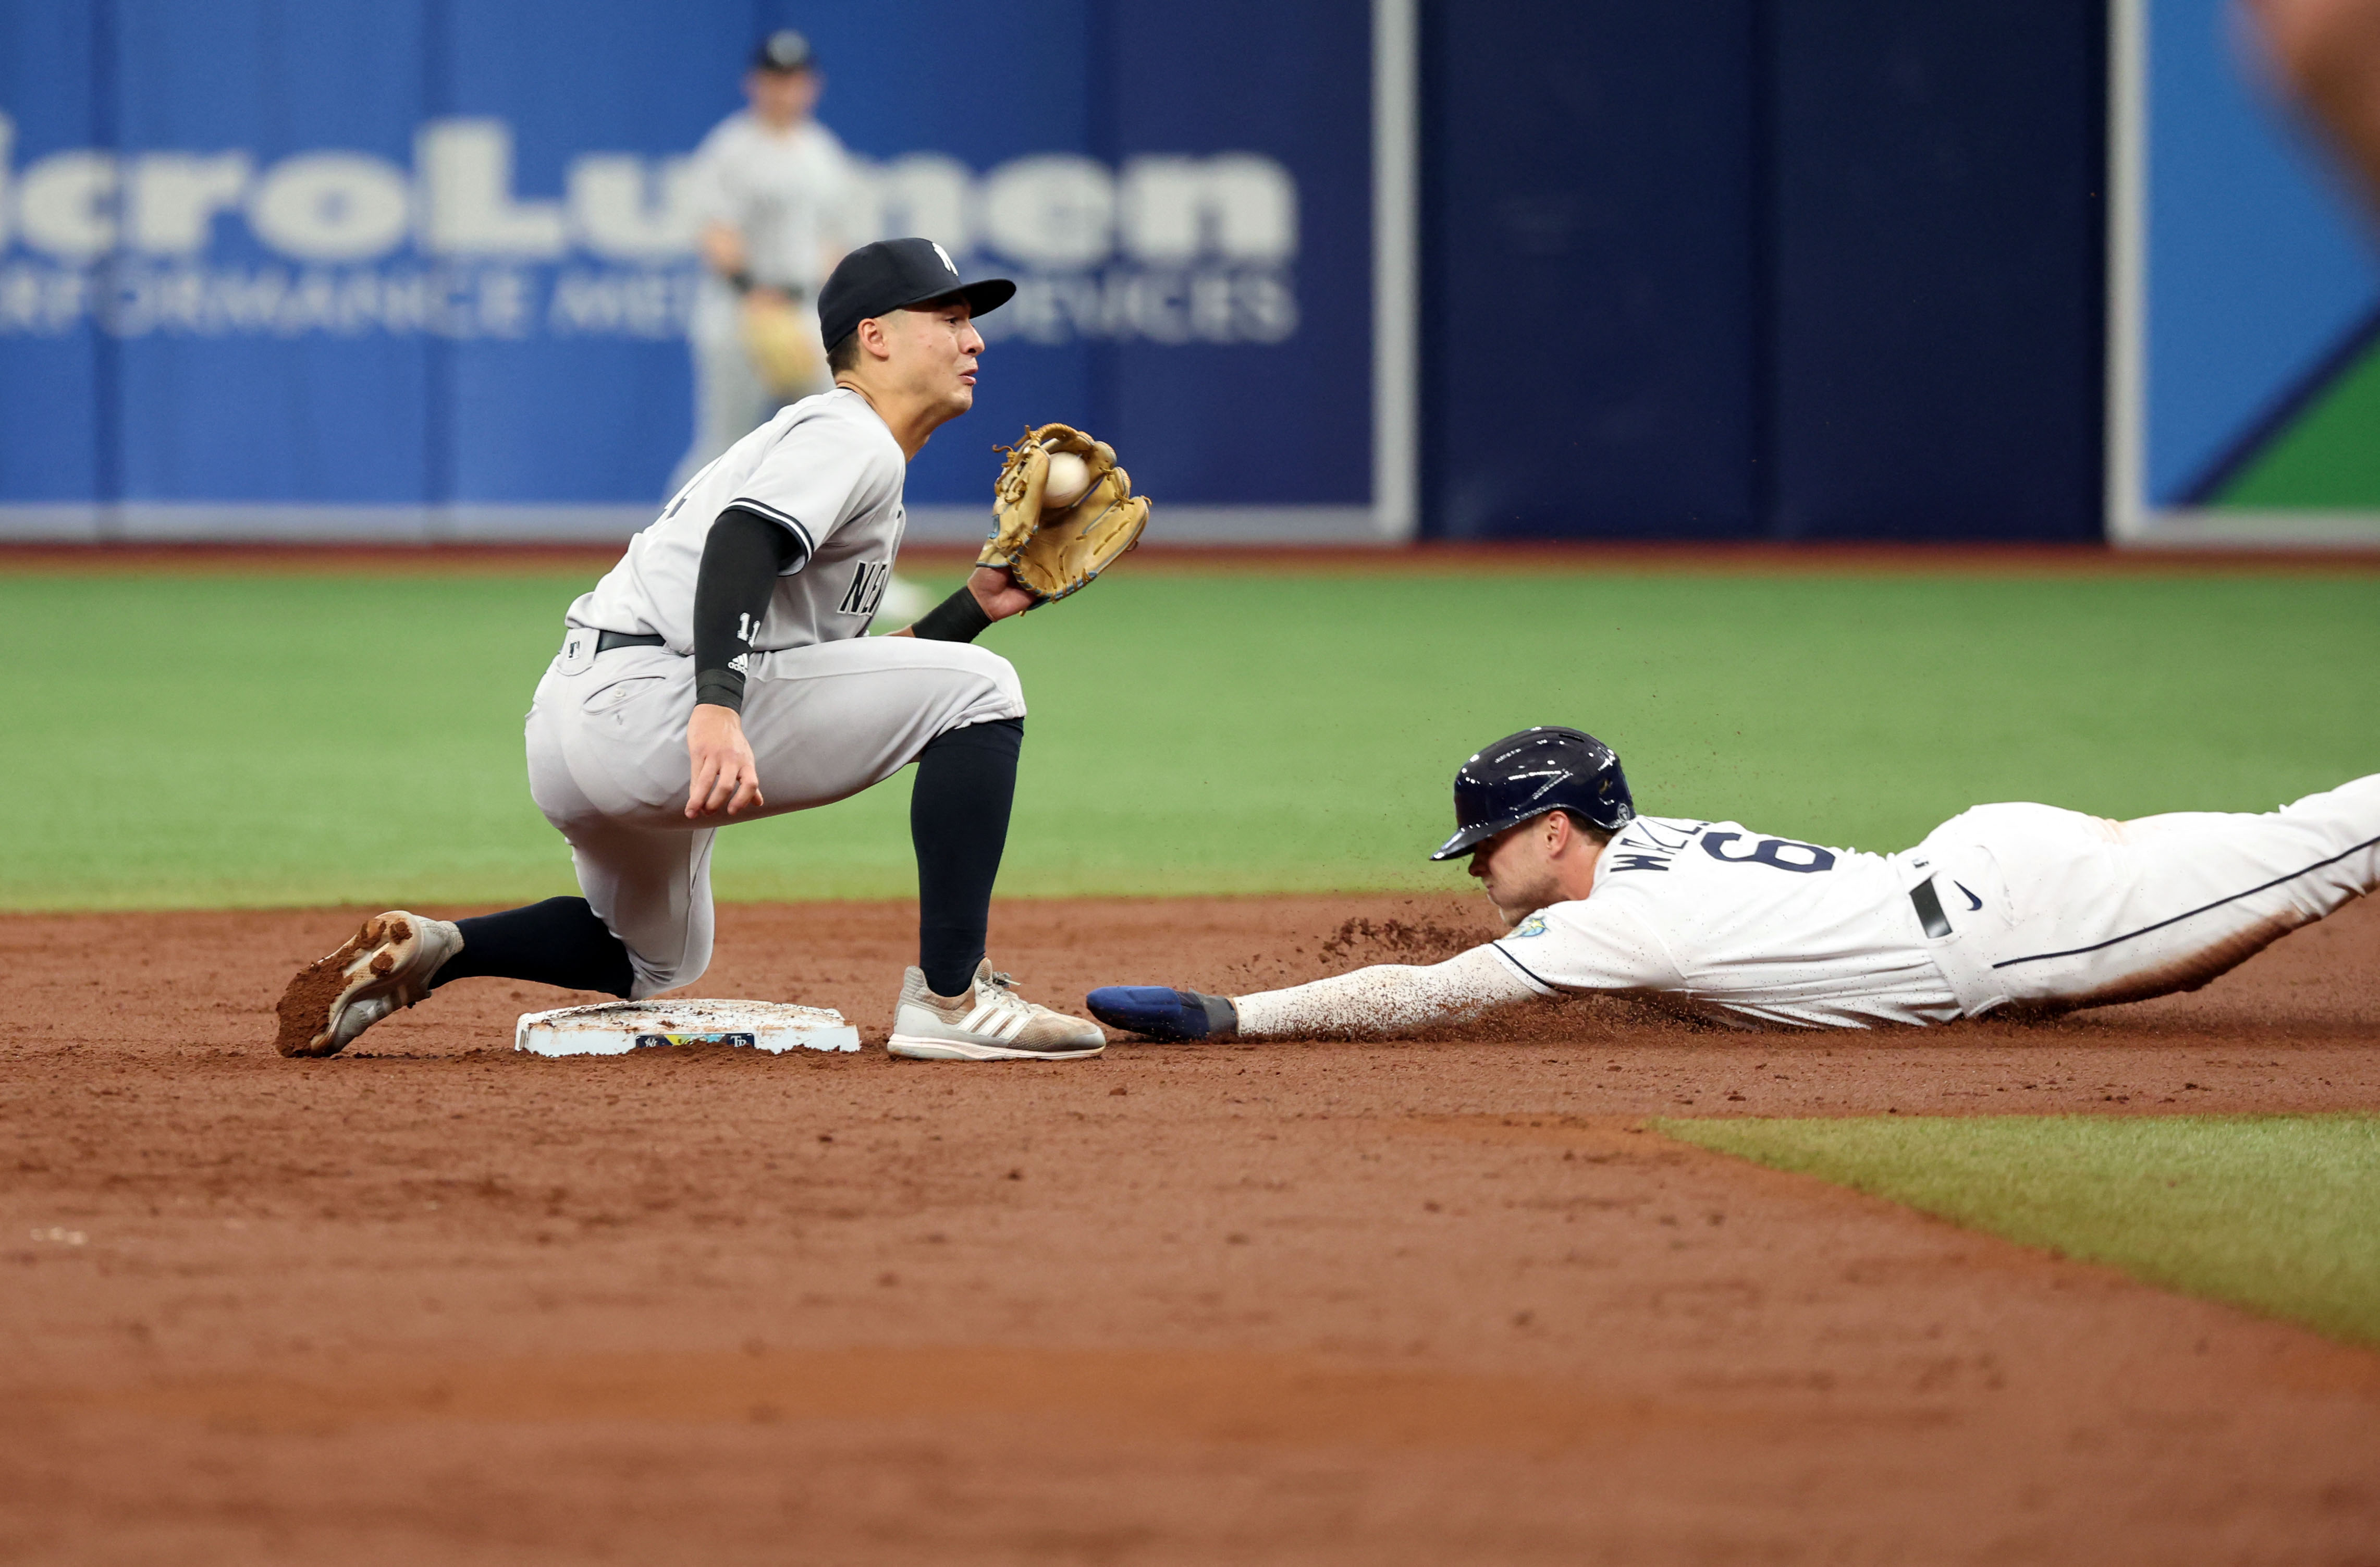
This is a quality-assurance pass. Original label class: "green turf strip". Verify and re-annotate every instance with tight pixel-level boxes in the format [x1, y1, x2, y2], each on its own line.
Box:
[2217, 332, 2380, 509]
[3, 568, 2377, 908]
[1658, 1114, 2380, 1346]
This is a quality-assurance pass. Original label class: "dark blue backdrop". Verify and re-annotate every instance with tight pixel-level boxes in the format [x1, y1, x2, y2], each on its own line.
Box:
[3, 0, 2113, 539]
[1421, 0, 2107, 542]
[0, 0, 1370, 517]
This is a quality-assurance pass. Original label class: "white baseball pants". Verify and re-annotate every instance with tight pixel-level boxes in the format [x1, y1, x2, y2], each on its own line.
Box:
[1915, 774, 2380, 1015]
[525, 635, 1026, 999]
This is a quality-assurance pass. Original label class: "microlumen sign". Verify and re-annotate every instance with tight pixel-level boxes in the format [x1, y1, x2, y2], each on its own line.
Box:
[0, 113, 1298, 345]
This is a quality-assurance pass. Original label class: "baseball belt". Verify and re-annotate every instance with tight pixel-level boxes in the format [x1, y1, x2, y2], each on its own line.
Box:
[594, 631, 668, 655]
[1909, 876, 1953, 940]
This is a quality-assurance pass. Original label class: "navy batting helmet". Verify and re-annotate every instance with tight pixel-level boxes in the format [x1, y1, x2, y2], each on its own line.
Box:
[1428, 726, 1634, 861]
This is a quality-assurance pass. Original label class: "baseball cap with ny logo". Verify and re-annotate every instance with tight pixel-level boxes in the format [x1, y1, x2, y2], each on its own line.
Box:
[817, 238, 1016, 350]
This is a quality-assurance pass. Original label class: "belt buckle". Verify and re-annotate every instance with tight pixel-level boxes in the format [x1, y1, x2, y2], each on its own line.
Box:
[1909, 876, 1952, 939]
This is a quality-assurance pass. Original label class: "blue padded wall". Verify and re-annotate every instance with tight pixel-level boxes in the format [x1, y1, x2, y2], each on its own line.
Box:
[1766, 1, 2106, 540]
[1420, 2, 1760, 540]
[1419, 1, 2107, 541]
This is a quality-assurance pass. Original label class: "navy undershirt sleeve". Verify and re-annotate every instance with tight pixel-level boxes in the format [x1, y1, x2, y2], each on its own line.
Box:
[693, 507, 806, 713]
[909, 584, 992, 643]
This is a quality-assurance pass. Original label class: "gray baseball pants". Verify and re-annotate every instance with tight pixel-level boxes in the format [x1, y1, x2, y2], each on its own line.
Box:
[525, 635, 1027, 999]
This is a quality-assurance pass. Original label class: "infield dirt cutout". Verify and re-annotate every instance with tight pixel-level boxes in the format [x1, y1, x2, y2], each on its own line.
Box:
[4, 891, 2378, 1564]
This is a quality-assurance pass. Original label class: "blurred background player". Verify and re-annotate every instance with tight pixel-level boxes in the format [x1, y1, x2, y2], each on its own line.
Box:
[671, 29, 931, 623]
[671, 29, 862, 493]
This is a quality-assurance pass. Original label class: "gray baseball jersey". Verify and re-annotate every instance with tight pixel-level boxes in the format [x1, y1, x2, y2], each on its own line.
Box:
[570, 387, 905, 653]
[684, 112, 862, 295]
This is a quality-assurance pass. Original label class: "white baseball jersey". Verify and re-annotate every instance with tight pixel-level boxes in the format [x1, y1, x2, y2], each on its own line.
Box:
[684, 113, 862, 295]
[1226, 778, 2380, 1037]
[568, 388, 904, 653]
[1484, 814, 1959, 1029]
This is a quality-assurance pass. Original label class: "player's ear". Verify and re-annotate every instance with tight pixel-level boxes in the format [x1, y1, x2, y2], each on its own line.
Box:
[856, 315, 891, 362]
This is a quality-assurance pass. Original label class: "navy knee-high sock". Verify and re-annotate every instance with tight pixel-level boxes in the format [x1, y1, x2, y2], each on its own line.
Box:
[429, 896, 635, 998]
[912, 718, 1023, 995]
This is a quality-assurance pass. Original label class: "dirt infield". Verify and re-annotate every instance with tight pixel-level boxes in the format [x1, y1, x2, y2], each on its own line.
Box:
[4, 892, 2379, 1564]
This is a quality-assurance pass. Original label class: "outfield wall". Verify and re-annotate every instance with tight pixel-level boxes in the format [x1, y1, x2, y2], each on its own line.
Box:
[2108, 0, 2380, 547]
[1421, 1, 2106, 543]
[0, 0, 1407, 545]
[19, 3, 2345, 547]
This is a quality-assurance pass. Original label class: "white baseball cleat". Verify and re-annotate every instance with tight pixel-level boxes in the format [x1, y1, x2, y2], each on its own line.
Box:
[887, 960, 1107, 1061]
[273, 910, 462, 1058]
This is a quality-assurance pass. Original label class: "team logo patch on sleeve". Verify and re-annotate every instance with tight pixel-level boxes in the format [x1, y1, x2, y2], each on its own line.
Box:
[1511, 914, 1549, 939]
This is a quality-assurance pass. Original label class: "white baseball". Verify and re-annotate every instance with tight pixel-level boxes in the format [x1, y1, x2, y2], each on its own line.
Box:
[1041, 451, 1093, 509]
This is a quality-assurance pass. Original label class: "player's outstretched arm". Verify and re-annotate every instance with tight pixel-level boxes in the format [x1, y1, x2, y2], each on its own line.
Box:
[1089, 945, 1542, 1043]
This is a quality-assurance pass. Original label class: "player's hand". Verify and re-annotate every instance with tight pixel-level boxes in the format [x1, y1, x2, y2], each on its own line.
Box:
[966, 565, 1034, 622]
[686, 703, 765, 819]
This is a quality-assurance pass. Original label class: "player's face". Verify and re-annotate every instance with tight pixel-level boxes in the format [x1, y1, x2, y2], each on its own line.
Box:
[1468, 817, 1566, 927]
[884, 298, 986, 416]
[745, 68, 820, 128]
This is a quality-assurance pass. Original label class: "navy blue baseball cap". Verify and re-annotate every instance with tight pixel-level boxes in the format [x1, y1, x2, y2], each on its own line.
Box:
[1429, 727, 1635, 860]
[817, 238, 1015, 350]
[753, 30, 815, 73]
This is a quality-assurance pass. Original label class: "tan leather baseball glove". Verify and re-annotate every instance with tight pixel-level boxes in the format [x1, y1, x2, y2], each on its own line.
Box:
[978, 423, 1152, 604]
[741, 293, 820, 398]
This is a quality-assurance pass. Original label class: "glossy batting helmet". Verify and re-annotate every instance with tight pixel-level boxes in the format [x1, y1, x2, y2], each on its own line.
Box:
[1428, 726, 1634, 861]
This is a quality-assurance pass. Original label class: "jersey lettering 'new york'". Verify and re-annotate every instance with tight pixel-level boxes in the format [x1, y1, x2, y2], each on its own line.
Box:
[837, 560, 892, 619]
[1485, 814, 1961, 1029]
[567, 388, 906, 654]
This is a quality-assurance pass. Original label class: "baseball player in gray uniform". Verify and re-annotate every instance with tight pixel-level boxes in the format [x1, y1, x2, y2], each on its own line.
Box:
[1088, 727, 2380, 1039]
[670, 29, 863, 493]
[275, 238, 1107, 1063]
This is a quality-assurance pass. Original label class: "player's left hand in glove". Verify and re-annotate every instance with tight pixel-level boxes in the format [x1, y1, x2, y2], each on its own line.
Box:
[741, 292, 820, 398]
[978, 423, 1152, 605]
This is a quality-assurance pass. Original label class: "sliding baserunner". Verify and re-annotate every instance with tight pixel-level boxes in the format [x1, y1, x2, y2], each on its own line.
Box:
[1087, 726, 2380, 1038]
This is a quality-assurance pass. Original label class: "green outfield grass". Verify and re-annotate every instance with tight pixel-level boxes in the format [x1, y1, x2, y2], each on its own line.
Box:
[1659, 1113, 2380, 1346]
[3, 566, 2377, 909]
